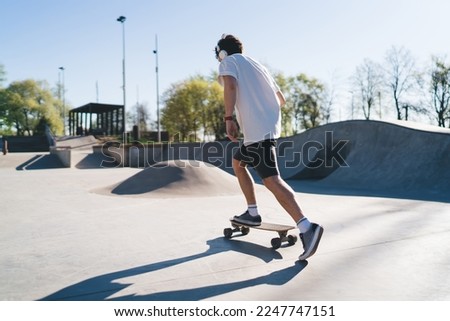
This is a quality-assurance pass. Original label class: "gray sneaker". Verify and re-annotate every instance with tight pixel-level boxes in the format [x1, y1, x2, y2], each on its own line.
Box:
[232, 210, 262, 226]
[298, 223, 323, 260]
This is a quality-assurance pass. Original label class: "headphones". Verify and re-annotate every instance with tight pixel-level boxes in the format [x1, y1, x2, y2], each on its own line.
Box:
[215, 34, 228, 60]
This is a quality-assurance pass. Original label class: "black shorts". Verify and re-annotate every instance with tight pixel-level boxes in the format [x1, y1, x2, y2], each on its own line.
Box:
[233, 139, 279, 179]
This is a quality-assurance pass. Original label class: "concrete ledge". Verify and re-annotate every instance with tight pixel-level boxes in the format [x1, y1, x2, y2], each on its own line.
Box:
[50, 146, 71, 167]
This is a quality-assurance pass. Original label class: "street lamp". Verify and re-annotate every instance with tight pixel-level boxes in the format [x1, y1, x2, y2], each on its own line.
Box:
[59, 66, 65, 135]
[153, 34, 161, 142]
[116, 15, 126, 135]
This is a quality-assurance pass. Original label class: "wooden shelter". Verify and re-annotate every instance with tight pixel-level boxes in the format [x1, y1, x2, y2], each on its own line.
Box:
[68, 103, 124, 136]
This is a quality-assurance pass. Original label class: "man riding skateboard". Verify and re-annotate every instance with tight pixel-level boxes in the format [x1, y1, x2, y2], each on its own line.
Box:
[215, 34, 323, 260]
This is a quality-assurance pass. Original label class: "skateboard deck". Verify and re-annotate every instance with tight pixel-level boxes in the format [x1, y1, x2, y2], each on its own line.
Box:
[224, 219, 298, 249]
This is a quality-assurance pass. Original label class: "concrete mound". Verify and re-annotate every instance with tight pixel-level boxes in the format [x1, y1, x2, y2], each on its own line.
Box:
[98, 160, 241, 198]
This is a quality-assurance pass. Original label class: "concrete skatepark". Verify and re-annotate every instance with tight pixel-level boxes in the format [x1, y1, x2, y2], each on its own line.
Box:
[0, 120, 449, 301]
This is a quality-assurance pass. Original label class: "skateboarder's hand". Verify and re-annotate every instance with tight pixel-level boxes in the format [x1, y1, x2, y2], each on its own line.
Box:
[226, 120, 239, 142]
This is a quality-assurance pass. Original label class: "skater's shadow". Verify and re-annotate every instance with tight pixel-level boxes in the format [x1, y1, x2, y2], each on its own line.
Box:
[40, 237, 307, 301]
[113, 260, 307, 301]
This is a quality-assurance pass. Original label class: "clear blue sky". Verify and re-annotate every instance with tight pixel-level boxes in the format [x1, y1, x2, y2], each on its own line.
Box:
[1, 0, 449, 123]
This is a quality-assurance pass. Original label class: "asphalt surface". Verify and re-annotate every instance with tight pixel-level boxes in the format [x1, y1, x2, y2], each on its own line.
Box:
[1, 120, 449, 301]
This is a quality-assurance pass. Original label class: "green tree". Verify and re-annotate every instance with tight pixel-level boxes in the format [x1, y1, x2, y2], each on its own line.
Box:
[274, 72, 294, 136]
[204, 80, 226, 141]
[0, 79, 63, 135]
[161, 71, 326, 141]
[287, 73, 325, 132]
[0, 63, 6, 87]
[161, 75, 225, 141]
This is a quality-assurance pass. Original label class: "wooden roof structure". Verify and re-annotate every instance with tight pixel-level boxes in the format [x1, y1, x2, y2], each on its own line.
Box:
[68, 103, 124, 136]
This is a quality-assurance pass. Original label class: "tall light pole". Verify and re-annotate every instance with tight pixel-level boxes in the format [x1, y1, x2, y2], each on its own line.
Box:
[117, 15, 126, 136]
[59, 66, 65, 135]
[153, 34, 161, 142]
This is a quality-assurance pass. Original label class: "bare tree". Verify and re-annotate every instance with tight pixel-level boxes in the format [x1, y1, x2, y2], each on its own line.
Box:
[129, 102, 151, 132]
[352, 59, 383, 120]
[429, 56, 450, 127]
[384, 46, 420, 120]
[322, 72, 339, 124]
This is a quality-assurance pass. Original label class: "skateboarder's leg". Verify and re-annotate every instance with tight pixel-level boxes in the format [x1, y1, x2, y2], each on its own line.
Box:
[231, 158, 262, 225]
[262, 175, 304, 223]
[263, 174, 323, 260]
[232, 158, 256, 205]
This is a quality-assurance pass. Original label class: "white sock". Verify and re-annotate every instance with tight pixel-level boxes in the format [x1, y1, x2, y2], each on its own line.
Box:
[297, 217, 311, 233]
[247, 204, 259, 217]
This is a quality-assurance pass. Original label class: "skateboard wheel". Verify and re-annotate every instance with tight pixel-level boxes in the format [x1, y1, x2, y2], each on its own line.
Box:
[288, 235, 297, 245]
[271, 237, 282, 249]
[241, 227, 250, 235]
[224, 228, 233, 239]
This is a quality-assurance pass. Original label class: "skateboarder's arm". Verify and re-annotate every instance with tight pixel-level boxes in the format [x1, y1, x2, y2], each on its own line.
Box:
[277, 91, 286, 107]
[222, 75, 239, 142]
[223, 75, 237, 117]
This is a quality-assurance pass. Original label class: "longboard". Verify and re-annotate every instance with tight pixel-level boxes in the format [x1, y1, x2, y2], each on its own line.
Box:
[224, 219, 298, 249]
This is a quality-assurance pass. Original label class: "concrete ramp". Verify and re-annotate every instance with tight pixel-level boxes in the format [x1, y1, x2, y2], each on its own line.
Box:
[279, 120, 450, 202]
[55, 135, 98, 149]
[277, 125, 351, 179]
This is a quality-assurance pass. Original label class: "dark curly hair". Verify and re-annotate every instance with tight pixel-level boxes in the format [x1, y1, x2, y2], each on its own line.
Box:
[215, 34, 243, 59]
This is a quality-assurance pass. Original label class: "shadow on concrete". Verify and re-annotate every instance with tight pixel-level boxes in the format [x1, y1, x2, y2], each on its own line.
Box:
[114, 261, 307, 301]
[16, 154, 64, 170]
[40, 237, 307, 301]
[74, 153, 117, 169]
[110, 164, 183, 195]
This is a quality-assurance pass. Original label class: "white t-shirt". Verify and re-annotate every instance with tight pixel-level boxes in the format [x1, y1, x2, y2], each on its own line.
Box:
[218, 54, 282, 145]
